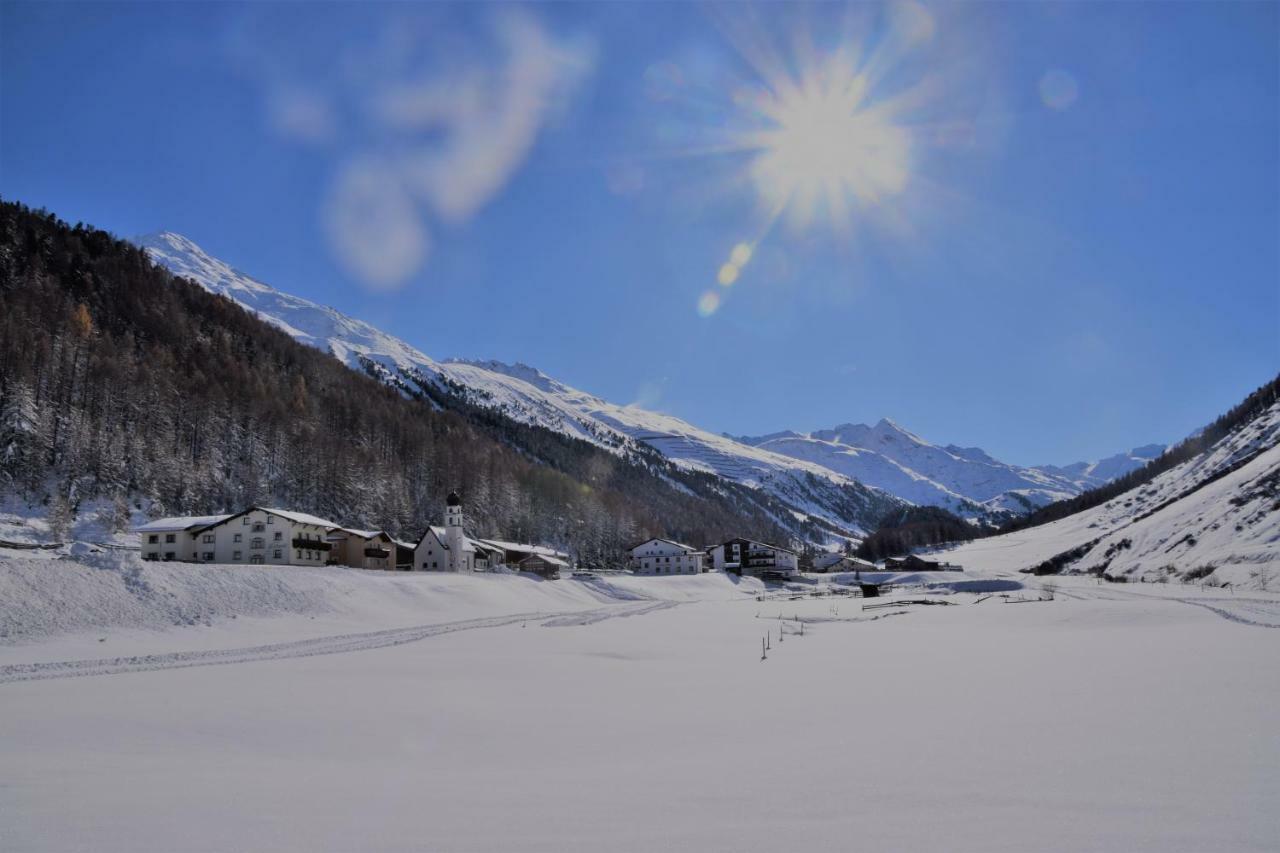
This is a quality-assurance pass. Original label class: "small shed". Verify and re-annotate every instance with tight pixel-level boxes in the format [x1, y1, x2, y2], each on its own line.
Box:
[518, 553, 568, 580]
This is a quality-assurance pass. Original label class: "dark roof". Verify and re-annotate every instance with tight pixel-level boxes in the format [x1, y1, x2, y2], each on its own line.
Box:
[715, 537, 798, 556]
[447, 492, 461, 507]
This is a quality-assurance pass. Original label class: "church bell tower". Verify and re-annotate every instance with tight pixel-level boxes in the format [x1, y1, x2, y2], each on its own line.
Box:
[445, 491, 465, 572]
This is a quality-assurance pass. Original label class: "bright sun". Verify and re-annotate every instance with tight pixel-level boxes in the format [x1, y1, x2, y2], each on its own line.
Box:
[745, 64, 911, 227]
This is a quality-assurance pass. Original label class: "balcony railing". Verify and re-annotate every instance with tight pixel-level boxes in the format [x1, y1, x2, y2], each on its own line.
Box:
[364, 547, 391, 559]
[292, 537, 332, 552]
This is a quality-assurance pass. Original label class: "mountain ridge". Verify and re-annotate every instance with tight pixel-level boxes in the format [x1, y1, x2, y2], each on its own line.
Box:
[137, 229, 1156, 529]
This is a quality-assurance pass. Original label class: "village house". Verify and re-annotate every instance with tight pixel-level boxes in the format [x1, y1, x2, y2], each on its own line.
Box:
[186, 507, 339, 566]
[628, 538, 705, 575]
[883, 554, 957, 572]
[708, 538, 799, 578]
[813, 553, 877, 574]
[139, 507, 341, 566]
[136, 514, 231, 562]
[327, 528, 401, 571]
[516, 553, 568, 579]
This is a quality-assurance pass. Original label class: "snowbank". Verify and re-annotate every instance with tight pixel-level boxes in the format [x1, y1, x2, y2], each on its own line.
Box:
[0, 550, 761, 644]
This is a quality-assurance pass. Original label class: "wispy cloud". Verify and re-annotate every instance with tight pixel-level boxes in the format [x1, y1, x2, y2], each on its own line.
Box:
[234, 8, 595, 291]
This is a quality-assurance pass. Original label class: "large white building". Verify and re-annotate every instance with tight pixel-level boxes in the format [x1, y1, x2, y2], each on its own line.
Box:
[708, 538, 799, 578]
[138, 507, 339, 566]
[628, 538, 704, 575]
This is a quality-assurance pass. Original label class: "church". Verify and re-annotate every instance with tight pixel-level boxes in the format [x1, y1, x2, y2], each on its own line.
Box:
[412, 492, 571, 576]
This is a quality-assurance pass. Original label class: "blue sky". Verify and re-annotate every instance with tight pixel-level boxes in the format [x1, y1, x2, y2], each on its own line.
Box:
[2, 1, 1276, 466]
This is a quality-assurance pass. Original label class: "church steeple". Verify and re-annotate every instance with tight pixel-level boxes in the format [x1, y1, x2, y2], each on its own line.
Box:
[445, 491, 467, 571]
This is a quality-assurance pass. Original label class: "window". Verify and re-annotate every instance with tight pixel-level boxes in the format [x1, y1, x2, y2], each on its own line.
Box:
[250, 555, 264, 564]
[202, 534, 214, 543]
[165, 534, 176, 544]
[145, 552, 158, 561]
[233, 550, 242, 560]
[147, 534, 158, 544]
[267, 516, 274, 525]
[233, 533, 242, 543]
[273, 549, 282, 559]
[243, 517, 250, 525]
[202, 552, 214, 561]
[274, 531, 282, 541]
[251, 538, 265, 549]
[252, 523, 265, 533]
[164, 552, 175, 561]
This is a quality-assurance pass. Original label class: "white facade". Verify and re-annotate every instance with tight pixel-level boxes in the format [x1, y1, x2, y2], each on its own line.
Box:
[629, 538, 704, 575]
[137, 515, 230, 562]
[187, 508, 337, 567]
[709, 539, 799, 577]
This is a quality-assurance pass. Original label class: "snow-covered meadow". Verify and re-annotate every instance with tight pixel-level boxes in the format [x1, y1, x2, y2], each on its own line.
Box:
[3, 550, 1278, 852]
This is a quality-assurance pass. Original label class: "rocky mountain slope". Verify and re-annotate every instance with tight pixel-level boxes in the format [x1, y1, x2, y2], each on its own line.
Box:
[737, 421, 1164, 515]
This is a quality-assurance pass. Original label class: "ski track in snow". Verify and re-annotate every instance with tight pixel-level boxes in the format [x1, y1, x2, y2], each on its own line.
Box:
[1169, 597, 1280, 628]
[539, 600, 678, 627]
[1036, 583, 1280, 627]
[0, 601, 678, 684]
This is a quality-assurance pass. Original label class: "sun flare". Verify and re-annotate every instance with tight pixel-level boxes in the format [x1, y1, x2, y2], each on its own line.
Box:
[745, 65, 911, 226]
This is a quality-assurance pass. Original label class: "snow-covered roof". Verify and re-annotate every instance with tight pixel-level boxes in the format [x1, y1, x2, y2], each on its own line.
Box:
[478, 538, 569, 560]
[628, 537, 700, 553]
[260, 508, 343, 529]
[714, 538, 798, 556]
[135, 514, 231, 533]
[329, 528, 384, 539]
[519, 554, 569, 568]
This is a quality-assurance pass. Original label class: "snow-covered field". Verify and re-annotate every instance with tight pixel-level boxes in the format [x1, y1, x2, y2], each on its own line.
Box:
[3, 551, 1277, 852]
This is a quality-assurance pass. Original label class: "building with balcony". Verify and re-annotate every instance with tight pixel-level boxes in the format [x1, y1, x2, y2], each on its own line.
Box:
[327, 528, 404, 570]
[708, 538, 799, 578]
[139, 507, 340, 566]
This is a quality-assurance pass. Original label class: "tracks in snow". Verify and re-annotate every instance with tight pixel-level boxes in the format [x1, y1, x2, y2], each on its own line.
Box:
[0, 601, 679, 685]
[1037, 583, 1280, 627]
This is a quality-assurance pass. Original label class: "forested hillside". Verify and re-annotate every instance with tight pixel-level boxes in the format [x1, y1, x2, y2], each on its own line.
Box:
[0, 201, 805, 562]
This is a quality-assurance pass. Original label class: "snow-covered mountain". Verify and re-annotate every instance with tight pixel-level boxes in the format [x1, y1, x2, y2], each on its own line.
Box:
[139, 230, 1157, 534]
[138, 232, 900, 539]
[937, 395, 1280, 586]
[736, 421, 1163, 515]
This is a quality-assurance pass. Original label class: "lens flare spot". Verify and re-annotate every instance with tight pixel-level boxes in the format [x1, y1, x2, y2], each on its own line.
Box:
[697, 290, 722, 316]
[717, 262, 740, 286]
[730, 242, 753, 266]
[1039, 69, 1079, 111]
